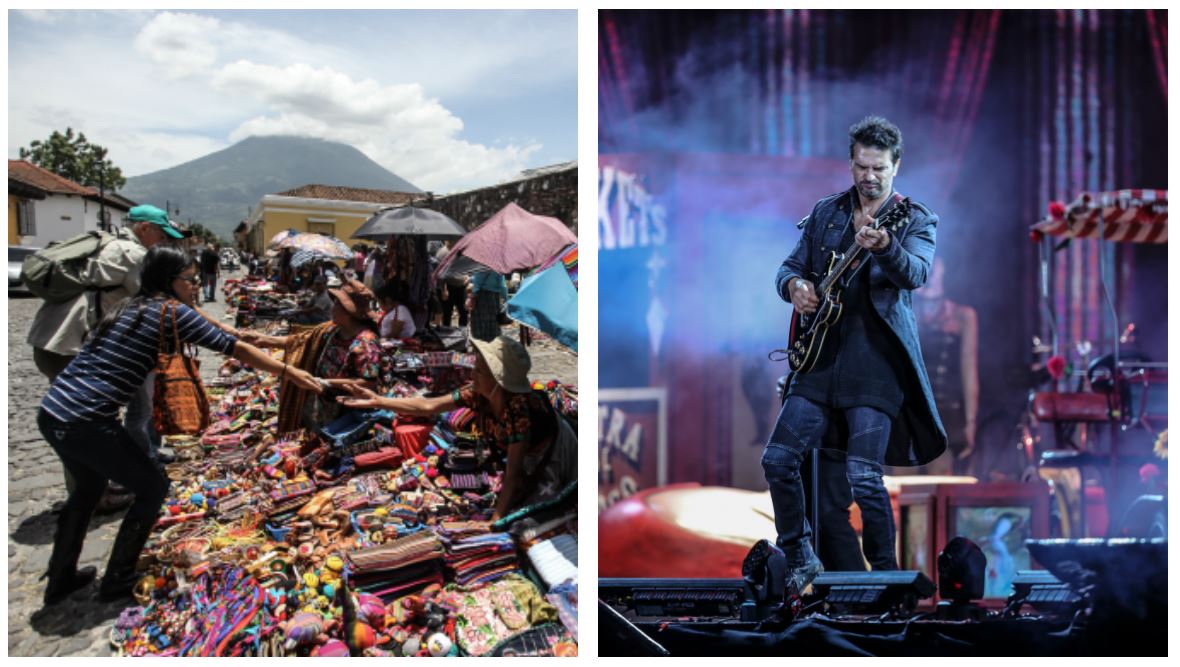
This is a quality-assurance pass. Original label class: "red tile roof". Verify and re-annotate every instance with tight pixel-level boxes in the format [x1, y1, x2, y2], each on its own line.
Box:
[8, 159, 95, 196]
[276, 184, 420, 206]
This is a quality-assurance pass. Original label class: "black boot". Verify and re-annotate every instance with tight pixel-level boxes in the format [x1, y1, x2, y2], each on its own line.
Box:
[97, 516, 155, 601]
[785, 539, 824, 596]
[42, 508, 98, 605]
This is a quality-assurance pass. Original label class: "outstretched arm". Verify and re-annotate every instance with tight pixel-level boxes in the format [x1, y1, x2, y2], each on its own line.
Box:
[336, 383, 458, 416]
[231, 341, 323, 394]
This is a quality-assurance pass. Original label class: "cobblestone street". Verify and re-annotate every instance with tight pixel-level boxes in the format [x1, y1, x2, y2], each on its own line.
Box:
[6, 270, 577, 656]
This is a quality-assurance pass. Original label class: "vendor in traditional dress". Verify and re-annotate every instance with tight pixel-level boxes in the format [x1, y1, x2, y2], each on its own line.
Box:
[337, 335, 576, 520]
[244, 279, 383, 433]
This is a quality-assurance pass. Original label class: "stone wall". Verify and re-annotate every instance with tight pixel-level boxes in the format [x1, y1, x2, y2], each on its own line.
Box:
[428, 163, 577, 234]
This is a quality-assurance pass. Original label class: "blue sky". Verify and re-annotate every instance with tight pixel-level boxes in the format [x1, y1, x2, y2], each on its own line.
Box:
[8, 9, 576, 192]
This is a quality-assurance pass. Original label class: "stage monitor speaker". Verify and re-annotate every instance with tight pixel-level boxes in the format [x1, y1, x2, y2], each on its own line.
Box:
[1008, 569, 1081, 616]
[599, 578, 749, 621]
[598, 599, 670, 657]
[810, 570, 935, 613]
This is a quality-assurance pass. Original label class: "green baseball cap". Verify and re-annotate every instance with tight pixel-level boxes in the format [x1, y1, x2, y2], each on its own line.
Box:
[128, 204, 185, 239]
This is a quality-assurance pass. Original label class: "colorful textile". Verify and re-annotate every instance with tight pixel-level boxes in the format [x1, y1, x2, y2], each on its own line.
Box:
[470, 289, 502, 342]
[546, 582, 579, 642]
[439, 574, 554, 657]
[316, 328, 382, 382]
[452, 384, 557, 455]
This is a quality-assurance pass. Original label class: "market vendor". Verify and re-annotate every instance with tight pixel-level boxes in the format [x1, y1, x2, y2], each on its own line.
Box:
[36, 246, 324, 605]
[279, 274, 333, 325]
[337, 335, 576, 521]
[245, 278, 384, 433]
[376, 282, 416, 340]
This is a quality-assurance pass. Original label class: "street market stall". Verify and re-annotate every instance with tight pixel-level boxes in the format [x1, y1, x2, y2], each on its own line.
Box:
[106, 281, 579, 657]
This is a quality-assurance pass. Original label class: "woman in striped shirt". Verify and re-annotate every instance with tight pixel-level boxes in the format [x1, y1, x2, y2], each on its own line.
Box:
[37, 246, 324, 605]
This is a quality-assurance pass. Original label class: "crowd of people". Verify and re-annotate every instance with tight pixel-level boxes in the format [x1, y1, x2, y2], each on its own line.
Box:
[23, 205, 577, 621]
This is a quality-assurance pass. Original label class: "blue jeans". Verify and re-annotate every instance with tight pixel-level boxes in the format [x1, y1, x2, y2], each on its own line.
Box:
[37, 410, 170, 523]
[762, 395, 898, 570]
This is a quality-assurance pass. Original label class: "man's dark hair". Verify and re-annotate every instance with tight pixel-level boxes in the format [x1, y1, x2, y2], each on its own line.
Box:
[849, 116, 903, 163]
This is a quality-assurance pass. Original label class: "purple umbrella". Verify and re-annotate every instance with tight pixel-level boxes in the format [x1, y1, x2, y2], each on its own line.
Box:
[432, 202, 576, 281]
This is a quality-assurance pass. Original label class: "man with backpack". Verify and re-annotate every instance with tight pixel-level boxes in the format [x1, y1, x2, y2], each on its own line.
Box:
[25, 204, 186, 507]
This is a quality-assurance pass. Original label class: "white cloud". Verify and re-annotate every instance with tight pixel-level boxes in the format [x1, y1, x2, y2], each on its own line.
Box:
[9, 9, 569, 191]
[133, 11, 222, 78]
[217, 61, 539, 192]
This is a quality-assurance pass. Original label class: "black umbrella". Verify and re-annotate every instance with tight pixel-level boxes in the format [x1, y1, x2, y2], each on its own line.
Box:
[352, 205, 466, 241]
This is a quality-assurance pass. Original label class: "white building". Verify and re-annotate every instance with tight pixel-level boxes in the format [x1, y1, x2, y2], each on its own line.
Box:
[8, 159, 135, 248]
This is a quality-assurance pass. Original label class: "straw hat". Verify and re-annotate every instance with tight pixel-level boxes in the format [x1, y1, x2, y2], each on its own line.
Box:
[470, 335, 533, 394]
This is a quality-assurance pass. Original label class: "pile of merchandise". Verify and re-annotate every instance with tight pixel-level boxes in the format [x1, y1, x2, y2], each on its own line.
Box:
[224, 278, 296, 328]
[109, 290, 578, 657]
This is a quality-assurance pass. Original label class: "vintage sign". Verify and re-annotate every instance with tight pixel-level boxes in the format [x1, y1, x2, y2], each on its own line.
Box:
[598, 388, 667, 510]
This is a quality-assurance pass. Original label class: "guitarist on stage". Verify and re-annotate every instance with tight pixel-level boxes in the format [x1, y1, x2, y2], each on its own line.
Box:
[763, 116, 946, 591]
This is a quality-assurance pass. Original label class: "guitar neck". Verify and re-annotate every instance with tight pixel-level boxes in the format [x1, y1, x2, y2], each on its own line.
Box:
[818, 243, 866, 293]
[816, 197, 908, 294]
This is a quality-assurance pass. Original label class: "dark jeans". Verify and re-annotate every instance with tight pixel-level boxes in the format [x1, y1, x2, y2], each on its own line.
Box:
[37, 410, 170, 524]
[762, 395, 898, 570]
[442, 284, 468, 327]
[202, 272, 218, 301]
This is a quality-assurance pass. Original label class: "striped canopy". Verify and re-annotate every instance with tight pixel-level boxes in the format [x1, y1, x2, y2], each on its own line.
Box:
[1033, 189, 1167, 244]
[290, 249, 342, 269]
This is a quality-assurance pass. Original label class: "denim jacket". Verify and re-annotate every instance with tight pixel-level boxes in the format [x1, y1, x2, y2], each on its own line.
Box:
[776, 186, 947, 466]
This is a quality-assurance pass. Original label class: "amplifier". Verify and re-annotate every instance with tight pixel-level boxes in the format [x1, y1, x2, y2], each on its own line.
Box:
[599, 578, 750, 621]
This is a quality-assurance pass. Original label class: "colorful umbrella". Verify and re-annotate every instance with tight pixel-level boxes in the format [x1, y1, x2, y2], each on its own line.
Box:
[353, 205, 466, 241]
[1032, 190, 1167, 243]
[432, 202, 576, 281]
[506, 244, 578, 351]
[276, 233, 352, 259]
[268, 228, 300, 248]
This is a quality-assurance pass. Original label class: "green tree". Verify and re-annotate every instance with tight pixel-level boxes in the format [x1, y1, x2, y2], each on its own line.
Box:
[185, 222, 224, 246]
[18, 127, 127, 190]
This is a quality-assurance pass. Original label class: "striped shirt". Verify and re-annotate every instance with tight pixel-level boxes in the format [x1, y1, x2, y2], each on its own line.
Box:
[41, 300, 237, 423]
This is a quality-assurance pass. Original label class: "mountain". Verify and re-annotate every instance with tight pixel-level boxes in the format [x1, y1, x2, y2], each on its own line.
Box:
[120, 136, 422, 239]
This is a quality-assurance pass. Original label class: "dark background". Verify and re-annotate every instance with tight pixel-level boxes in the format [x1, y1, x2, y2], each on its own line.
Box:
[598, 9, 1168, 488]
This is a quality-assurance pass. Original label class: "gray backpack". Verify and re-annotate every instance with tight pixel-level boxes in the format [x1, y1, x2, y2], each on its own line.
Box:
[20, 231, 116, 303]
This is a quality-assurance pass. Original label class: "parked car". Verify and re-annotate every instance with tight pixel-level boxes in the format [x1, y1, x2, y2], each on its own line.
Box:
[9, 246, 39, 292]
[219, 249, 240, 271]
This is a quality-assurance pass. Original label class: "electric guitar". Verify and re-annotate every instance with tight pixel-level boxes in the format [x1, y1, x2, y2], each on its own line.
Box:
[785, 196, 912, 373]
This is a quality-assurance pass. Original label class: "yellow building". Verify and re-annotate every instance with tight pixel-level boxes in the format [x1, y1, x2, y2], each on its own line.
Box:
[243, 184, 420, 254]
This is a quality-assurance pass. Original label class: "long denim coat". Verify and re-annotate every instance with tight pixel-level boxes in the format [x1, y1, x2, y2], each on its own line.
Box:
[776, 186, 947, 466]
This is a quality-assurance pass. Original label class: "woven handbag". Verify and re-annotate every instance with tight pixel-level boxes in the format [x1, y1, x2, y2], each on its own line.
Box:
[152, 300, 211, 436]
